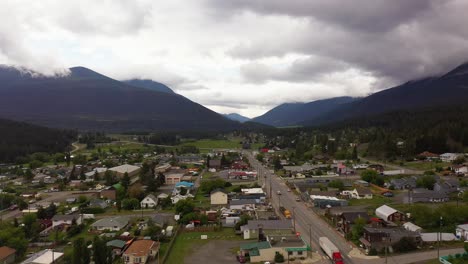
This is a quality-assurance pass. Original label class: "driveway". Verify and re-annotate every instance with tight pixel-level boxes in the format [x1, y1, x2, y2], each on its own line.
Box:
[184, 240, 243, 264]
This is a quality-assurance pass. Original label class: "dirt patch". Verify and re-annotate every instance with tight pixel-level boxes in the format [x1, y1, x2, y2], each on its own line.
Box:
[184, 240, 244, 264]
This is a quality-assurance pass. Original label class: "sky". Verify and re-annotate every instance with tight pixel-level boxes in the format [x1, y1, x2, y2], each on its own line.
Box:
[1, 0, 468, 118]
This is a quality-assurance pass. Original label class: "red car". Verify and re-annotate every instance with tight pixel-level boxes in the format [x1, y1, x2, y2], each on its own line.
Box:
[236, 255, 246, 263]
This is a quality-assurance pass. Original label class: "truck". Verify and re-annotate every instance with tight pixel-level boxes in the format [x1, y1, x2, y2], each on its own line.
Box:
[279, 206, 292, 219]
[319, 237, 344, 264]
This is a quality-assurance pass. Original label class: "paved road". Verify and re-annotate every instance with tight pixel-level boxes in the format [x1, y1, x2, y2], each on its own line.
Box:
[243, 150, 464, 264]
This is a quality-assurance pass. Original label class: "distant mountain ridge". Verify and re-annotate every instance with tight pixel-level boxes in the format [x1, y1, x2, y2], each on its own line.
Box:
[223, 113, 251, 123]
[0, 65, 239, 132]
[123, 79, 175, 94]
[302, 62, 468, 126]
[253, 97, 357, 127]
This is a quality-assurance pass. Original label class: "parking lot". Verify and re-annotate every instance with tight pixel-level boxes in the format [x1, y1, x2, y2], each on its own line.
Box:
[184, 240, 244, 264]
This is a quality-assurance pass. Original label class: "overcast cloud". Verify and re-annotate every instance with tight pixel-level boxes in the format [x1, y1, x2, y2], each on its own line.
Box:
[1, 0, 468, 117]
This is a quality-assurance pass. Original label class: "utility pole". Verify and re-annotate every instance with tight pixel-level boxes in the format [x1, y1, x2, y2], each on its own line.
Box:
[308, 224, 312, 257]
[438, 216, 443, 259]
[292, 206, 296, 233]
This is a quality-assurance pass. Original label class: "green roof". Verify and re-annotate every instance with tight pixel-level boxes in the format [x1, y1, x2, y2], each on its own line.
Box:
[240, 241, 271, 251]
[285, 247, 309, 252]
[106, 239, 126, 248]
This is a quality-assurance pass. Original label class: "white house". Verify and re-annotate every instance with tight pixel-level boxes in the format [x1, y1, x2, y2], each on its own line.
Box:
[140, 194, 158, 208]
[455, 166, 468, 175]
[52, 214, 83, 227]
[440, 153, 464, 162]
[456, 224, 468, 241]
[341, 188, 373, 199]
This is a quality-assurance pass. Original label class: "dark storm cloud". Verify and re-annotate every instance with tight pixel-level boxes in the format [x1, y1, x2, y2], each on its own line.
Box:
[209, 0, 468, 86]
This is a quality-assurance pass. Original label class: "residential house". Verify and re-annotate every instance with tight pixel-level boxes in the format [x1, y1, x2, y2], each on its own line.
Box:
[106, 239, 127, 256]
[122, 240, 159, 264]
[440, 153, 464, 162]
[0, 246, 16, 264]
[338, 212, 370, 234]
[52, 214, 82, 227]
[389, 177, 417, 190]
[229, 199, 258, 211]
[90, 216, 129, 231]
[456, 224, 468, 241]
[109, 164, 141, 178]
[141, 194, 158, 209]
[360, 227, 421, 252]
[89, 199, 108, 209]
[157, 193, 169, 200]
[240, 235, 308, 263]
[210, 189, 228, 205]
[240, 220, 293, 240]
[434, 179, 459, 194]
[454, 165, 468, 176]
[418, 151, 439, 160]
[342, 188, 373, 199]
[375, 205, 406, 223]
[408, 189, 449, 203]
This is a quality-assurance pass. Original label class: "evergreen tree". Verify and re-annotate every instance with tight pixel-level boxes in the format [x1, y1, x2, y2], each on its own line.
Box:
[121, 172, 131, 190]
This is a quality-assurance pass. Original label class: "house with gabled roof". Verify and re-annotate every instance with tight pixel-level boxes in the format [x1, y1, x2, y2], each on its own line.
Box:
[140, 194, 158, 208]
[91, 216, 129, 231]
[122, 239, 159, 264]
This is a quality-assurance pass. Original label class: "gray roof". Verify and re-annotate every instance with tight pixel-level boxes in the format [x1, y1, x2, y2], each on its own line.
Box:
[244, 220, 292, 230]
[91, 216, 129, 229]
[52, 214, 80, 221]
[230, 199, 258, 206]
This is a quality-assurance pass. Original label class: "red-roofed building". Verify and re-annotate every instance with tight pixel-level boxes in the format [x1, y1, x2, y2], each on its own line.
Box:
[122, 239, 159, 264]
[418, 151, 439, 160]
[0, 246, 16, 264]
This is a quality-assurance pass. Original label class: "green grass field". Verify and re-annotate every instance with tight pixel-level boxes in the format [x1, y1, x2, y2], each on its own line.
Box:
[165, 228, 241, 264]
[180, 138, 242, 149]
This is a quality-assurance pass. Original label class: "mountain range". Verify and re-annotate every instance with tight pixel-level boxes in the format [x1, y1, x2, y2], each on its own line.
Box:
[252, 97, 357, 127]
[0, 66, 240, 132]
[253, 62, 468, 127]
[223, 113, 251, 123]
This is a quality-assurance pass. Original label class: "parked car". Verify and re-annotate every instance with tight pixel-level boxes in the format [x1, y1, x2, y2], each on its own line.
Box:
[295, 197, 301, 202]
[236, 255, 246, 263]
[382, 191, 394, 197]
[277, 191, 281, 195]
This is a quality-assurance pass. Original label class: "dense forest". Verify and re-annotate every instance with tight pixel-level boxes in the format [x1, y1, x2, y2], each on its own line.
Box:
[260, 104, 468, 162]
[0, 119, 77, 163]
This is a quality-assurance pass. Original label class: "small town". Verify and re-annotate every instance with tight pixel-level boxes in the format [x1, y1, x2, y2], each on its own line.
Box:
[1, 1, 468, 264]
[0, 135, 467, 264]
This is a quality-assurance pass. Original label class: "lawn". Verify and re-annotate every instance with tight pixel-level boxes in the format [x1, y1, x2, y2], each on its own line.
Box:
[400, 161, 450, 171]
[347, 195, 393, 209]
[179, 138, 242, 149]
[164, 228, 241, 264]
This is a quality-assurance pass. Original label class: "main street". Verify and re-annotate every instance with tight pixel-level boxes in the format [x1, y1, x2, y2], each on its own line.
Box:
[243, 150, 465, 264]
